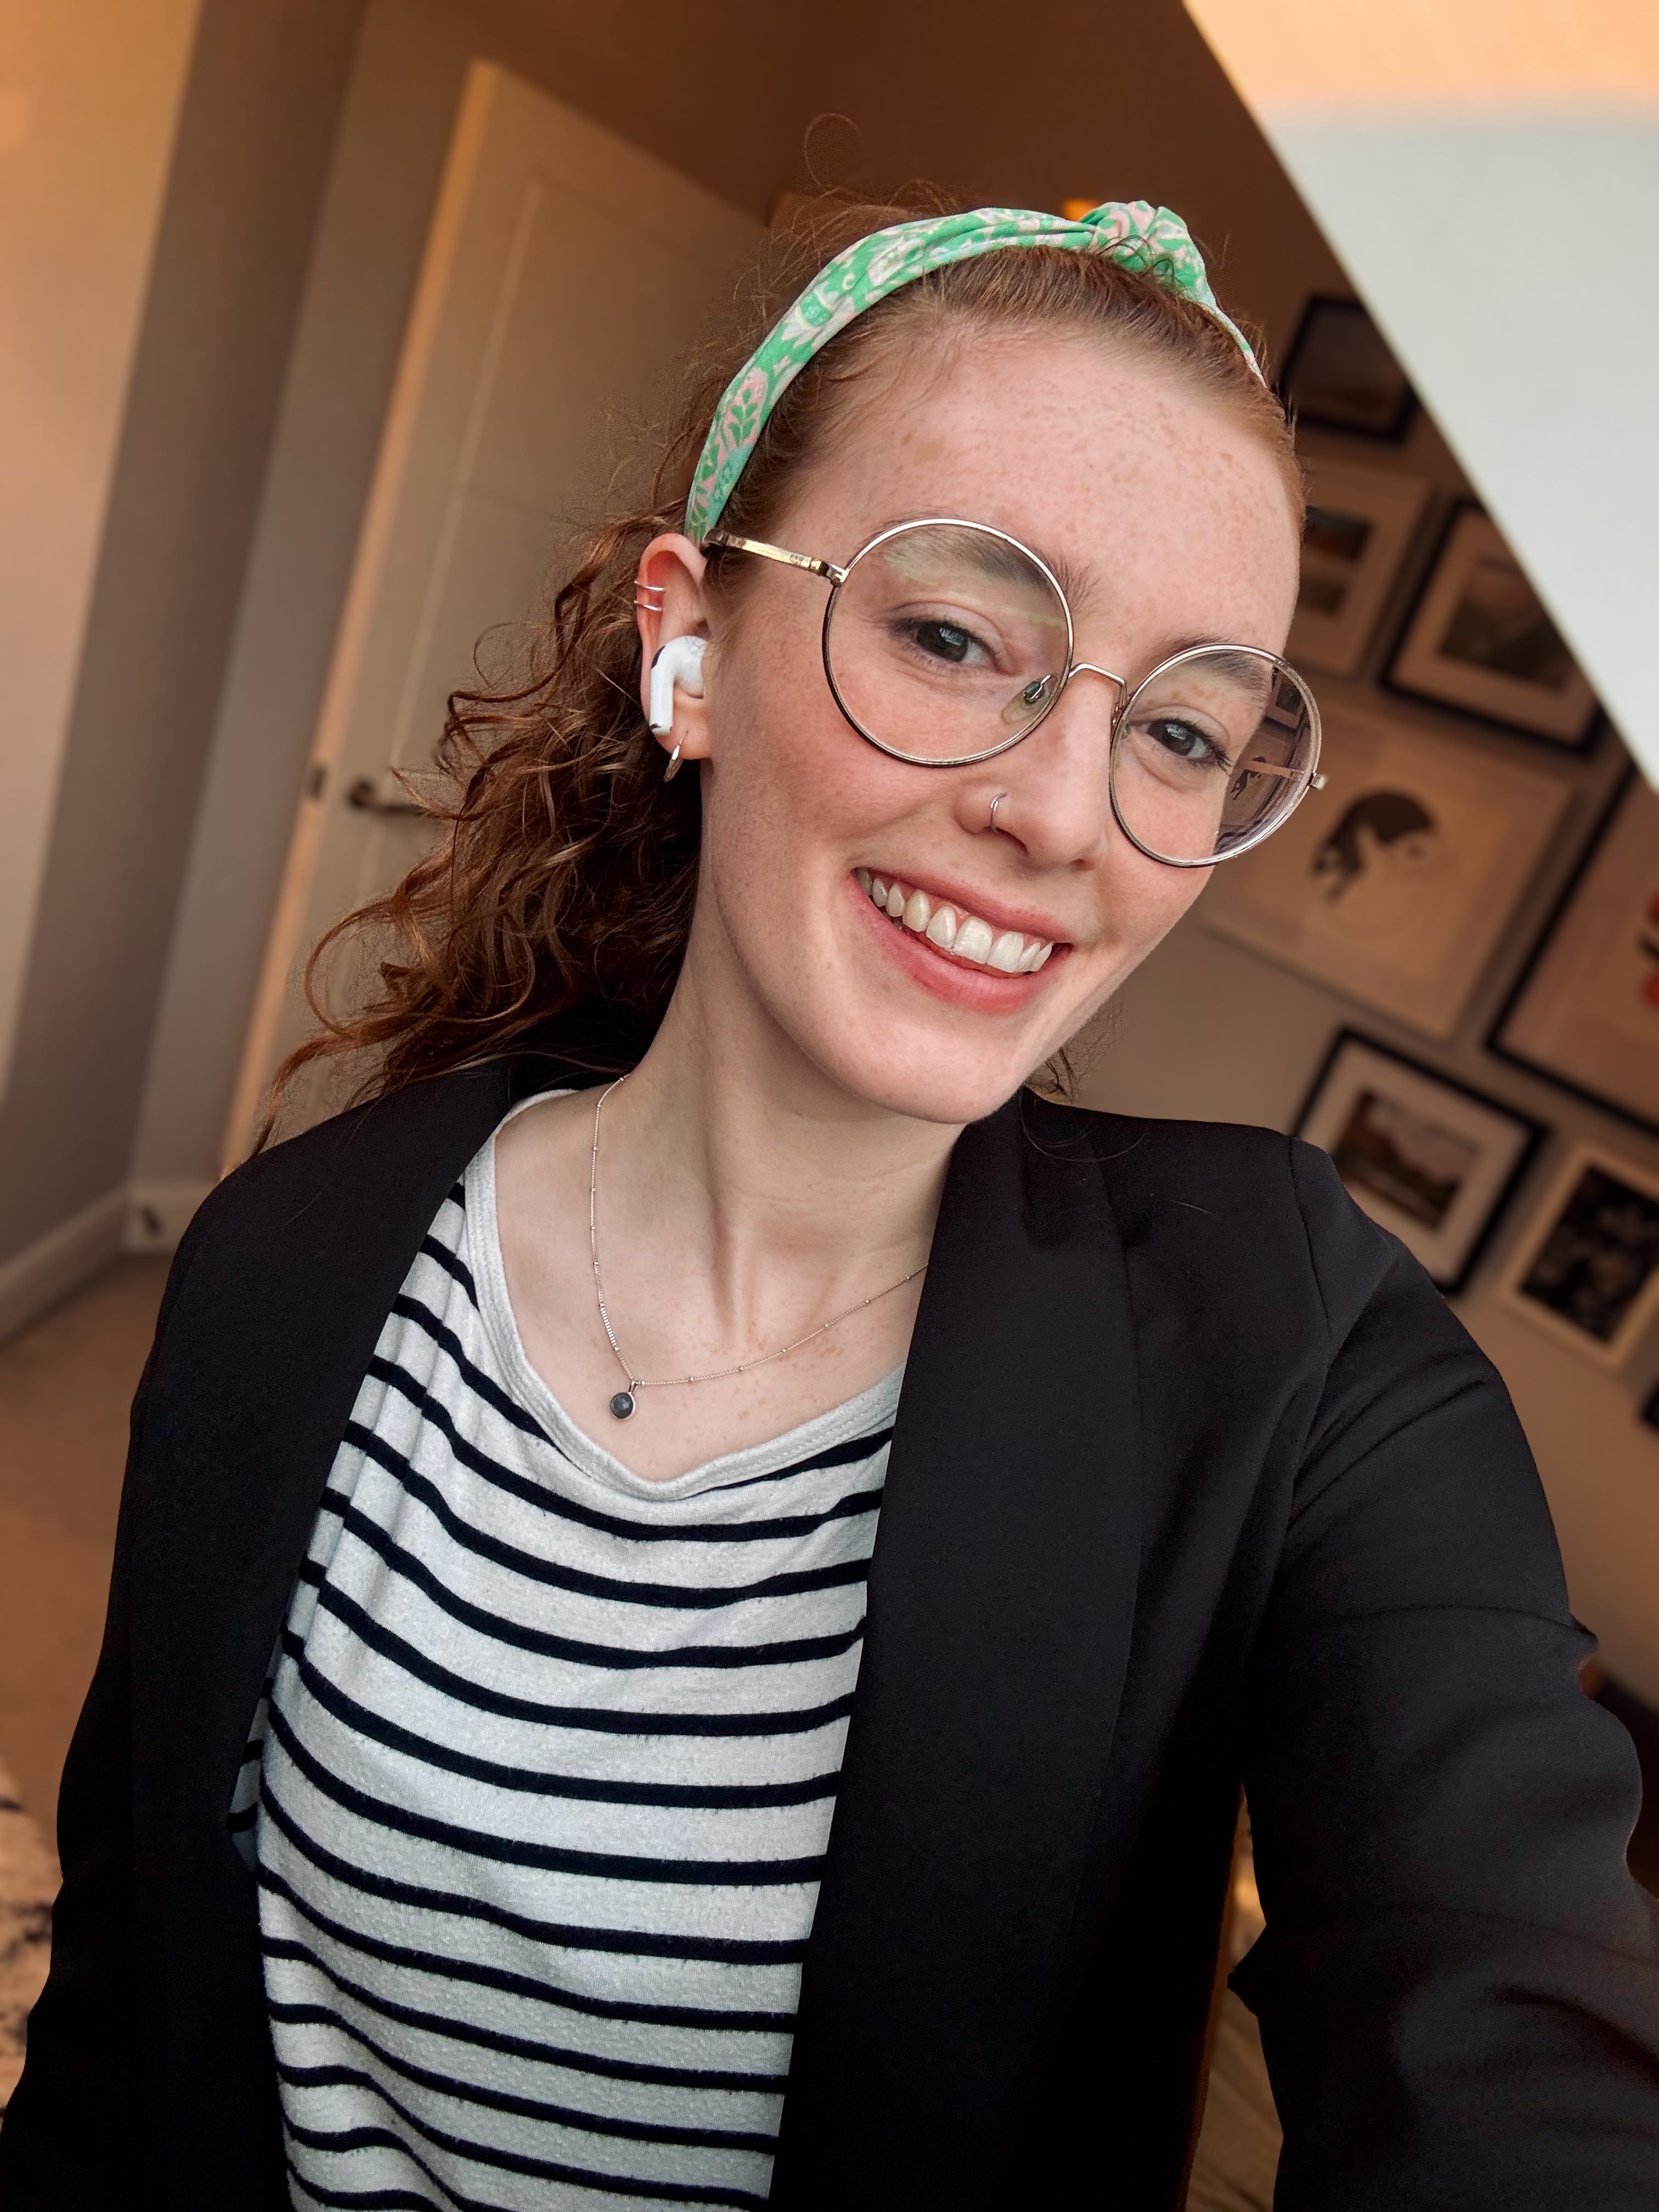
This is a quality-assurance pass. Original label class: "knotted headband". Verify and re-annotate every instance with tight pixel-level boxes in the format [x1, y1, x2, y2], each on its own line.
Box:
[684, 200, 1262, 541]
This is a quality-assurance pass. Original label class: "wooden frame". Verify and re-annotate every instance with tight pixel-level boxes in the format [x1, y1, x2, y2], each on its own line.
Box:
[1489, 772, 1659, 1137]
[1386, 503, 1600, 748]
[1203, 700, 1572, 1040]
[1294, 1029, 1545, 1294]
[1280, 294, 1417, 440]
[1289, 459, 1432, 679]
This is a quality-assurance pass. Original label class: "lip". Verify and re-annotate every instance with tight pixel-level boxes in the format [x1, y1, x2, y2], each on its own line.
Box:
[847, 872, 1071, 1011]
[856, 866, 1073, 950]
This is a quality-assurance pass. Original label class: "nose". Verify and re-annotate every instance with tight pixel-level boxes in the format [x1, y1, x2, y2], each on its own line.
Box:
[966, 662, 1126, 868]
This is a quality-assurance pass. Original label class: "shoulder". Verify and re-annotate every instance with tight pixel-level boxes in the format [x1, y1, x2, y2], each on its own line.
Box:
[159, 1060, 523, 1335]
[1030, 1094, 1414, 1345]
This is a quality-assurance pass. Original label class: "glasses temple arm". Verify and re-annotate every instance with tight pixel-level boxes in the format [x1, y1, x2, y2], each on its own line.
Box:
[702, 531, 847, 585]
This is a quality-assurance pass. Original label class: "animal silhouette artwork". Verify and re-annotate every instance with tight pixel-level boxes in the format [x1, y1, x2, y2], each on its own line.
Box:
[1309, 789, 1445, 942]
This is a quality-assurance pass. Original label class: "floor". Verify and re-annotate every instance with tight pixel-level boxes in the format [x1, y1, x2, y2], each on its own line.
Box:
[0, 1259, 167, 2110]
[0, 1259, 167, 1834]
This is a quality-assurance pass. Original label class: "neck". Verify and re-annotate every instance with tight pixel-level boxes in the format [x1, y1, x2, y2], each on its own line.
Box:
[603, 941, 958, 1323]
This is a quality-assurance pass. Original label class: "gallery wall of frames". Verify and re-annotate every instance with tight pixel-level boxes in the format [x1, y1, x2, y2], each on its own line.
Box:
[1083, 292, 1659, 1690]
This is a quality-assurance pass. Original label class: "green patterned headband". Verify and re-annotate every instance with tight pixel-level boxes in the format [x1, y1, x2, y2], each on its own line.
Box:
[685, 200, 1262, 541]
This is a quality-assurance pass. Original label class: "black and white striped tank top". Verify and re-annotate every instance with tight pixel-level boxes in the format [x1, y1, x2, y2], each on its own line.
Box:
[232, 1103, 898, 2210]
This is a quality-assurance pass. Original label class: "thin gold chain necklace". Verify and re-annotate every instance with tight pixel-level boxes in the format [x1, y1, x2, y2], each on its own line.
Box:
[588, 1076, 928, 1421]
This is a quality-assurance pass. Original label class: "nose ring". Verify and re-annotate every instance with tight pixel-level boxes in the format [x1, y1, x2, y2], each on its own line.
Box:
[989, 792, 1008, 836]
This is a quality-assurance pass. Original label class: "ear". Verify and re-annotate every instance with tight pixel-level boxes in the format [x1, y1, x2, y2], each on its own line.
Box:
[636, 533, 712, 772]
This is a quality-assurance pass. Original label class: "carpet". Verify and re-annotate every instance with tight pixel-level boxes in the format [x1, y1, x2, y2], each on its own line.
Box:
[0, 1752, 55, 2115]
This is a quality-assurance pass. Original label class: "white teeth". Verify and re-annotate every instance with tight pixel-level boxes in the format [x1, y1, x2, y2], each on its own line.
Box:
[953, 915, 994, 964]
[858, 868, 1056, 973]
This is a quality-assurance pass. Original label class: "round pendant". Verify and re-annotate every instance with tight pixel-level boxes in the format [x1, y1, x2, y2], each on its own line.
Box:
[608, 1390, 636, 1420]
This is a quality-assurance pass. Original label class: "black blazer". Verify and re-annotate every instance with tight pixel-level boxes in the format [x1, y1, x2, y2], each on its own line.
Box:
[4, 1052, 1658, 2210]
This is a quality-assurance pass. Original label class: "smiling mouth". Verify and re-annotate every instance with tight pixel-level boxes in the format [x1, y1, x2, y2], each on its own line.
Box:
[855, 868, 1057, 973]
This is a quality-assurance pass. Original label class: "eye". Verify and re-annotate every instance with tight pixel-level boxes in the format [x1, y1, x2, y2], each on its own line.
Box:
[905, 618, 983, 666]
[1142, 715, 1227, 768]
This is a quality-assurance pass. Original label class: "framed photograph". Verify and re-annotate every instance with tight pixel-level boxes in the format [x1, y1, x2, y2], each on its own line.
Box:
[1386, 504, 1599, 747]
[1490, 775, 1659, 1136]
[1203, 701, 1572, 1039]
[1280, 295, 1416, 439]
[1295, 1029, 1545, 1291]
[1289, 459, 1432, 677]
[1499, 1143, 1659, 1367]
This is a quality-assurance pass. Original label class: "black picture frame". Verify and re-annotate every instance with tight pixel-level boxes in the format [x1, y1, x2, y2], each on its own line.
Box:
[1383, 501, 1602, 752]
[1293, 1026, 1547, 1295]
[1499, 1143, 1659, 1367]
[1279, 294, 1417, 441]
[1488, 769, 1659, 1138]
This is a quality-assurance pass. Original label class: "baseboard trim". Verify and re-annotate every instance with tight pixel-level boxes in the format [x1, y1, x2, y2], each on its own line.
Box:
[126, 1180, 212, 1255]
[0, 1187, 129, 1345]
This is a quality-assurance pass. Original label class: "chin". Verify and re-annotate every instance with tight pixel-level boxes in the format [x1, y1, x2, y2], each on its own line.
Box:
[797, 1014, 1065, 1128]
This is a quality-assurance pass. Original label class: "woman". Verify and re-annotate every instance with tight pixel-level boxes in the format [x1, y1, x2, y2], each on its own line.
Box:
[5, 196, 1657, 2211]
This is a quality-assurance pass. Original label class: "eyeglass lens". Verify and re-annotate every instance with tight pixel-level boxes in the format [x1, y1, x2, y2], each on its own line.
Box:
[823, 521, 1317, 865]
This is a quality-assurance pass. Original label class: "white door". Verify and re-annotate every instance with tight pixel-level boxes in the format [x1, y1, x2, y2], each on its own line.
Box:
[224, 61, 759, 1161]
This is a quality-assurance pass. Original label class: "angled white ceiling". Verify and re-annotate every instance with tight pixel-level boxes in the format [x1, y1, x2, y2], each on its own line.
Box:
[1184, 0, 1659, 787]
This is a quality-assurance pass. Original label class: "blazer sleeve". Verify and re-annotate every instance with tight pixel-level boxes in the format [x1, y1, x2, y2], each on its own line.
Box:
[1234, 1141, 1659, 2209]
[0, 1219, 204, 2206]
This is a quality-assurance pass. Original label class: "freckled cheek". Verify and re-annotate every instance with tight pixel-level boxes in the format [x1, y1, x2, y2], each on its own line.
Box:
[1073, 851, 1210, 994]
[707, 633, 917, 865]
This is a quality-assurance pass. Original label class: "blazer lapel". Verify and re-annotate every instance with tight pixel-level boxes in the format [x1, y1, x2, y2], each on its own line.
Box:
[770, 1094, 1146, 2209]
[133, 1063, 533, 1853]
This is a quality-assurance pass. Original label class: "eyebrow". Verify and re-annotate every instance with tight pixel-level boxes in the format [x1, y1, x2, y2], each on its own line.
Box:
[870, 516, 1093, 603]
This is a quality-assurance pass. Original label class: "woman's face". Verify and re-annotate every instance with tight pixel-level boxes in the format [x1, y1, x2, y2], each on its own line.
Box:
[653, 330, 1302, 1127]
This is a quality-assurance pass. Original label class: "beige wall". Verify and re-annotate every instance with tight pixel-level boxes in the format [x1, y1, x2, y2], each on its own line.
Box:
[132, 0, 831, 1193]
[0, 0, 202, 1108]
[0, 0, 365, 1278]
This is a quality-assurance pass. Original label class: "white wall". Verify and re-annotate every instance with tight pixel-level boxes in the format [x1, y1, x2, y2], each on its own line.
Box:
[1183, 0, 1659, 788]
[0, 0, 202, 1105]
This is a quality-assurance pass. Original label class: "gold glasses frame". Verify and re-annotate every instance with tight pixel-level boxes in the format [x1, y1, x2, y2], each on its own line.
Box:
[703, 517, 1324, 870]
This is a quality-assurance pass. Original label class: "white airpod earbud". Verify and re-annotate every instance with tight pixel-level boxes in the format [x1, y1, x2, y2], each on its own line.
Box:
[648, 635, 707, 736]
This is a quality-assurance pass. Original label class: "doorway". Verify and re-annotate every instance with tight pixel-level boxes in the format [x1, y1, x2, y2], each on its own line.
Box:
[225, 61, 759, 1158]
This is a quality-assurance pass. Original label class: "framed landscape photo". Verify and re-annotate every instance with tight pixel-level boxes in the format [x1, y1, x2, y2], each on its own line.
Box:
[1289, 460, 1432, 678]
[1295, 1030, 1545, 1292]
[1203, 702, 1572, 1039]
[1387, 505, 1599, 747]
[1499, 1143, 1659, 1367]
[1491, 775, 1659, 1135]
[1280, 295, 1416, 439]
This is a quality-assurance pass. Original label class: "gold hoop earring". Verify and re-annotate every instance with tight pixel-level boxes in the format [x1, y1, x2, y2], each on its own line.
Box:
[662, 742, 684, 783]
